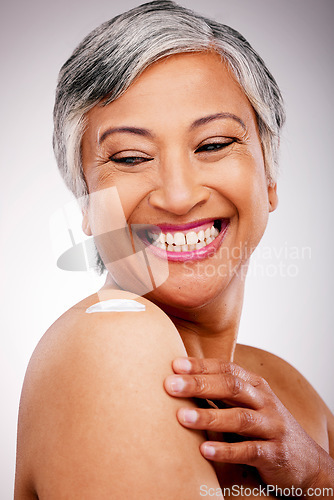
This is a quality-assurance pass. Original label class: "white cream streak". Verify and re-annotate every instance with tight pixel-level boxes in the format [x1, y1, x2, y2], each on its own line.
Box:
[86, 299, 145, 313]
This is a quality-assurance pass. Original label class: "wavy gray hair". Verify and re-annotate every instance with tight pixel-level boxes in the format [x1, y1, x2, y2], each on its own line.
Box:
[53, 0, 285, 200]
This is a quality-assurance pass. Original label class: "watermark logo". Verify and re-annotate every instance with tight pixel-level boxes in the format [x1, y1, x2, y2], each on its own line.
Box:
[182, 241, 311, 280]
[49, 186, 169, 298]
[199, 484, 333, 497]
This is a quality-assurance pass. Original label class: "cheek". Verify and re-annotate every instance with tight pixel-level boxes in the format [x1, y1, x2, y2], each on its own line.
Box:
[83, 163, 152, 225]
[237, 178, 270, 254]
[238, 172, 269, 218]
[86, 185, 128, 236]
[222, 158, 270, 247]
[110, 177, 151, 222]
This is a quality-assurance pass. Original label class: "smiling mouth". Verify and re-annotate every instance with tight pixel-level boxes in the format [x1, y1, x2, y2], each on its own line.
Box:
[142, 218, 229, 258]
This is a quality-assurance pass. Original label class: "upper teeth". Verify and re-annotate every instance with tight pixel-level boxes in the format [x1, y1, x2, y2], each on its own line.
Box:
[148, 223, 219, 252]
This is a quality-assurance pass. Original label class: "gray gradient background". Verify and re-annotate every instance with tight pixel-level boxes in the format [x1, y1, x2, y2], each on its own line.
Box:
[1, 0, 333, 496]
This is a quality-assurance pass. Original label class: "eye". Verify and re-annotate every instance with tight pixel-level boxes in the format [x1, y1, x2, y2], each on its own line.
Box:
[109, 154, 153, 166]
[195, 139, 235, 153]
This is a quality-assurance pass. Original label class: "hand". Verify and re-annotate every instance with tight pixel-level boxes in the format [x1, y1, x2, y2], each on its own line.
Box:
[164, 357, 334, 494]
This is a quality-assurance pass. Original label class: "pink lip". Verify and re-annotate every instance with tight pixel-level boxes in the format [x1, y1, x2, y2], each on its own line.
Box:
[145, 219, 230, 262]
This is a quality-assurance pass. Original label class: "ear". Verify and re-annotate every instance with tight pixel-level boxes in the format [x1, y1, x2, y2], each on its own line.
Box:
[268, 183, 278, 213]
[82, 209, 92, 236]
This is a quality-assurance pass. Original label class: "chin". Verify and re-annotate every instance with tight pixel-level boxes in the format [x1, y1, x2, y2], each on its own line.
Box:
[145, 270, 231, 313]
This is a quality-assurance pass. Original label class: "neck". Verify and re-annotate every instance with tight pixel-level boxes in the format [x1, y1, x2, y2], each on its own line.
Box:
[155, 266, 248, 362]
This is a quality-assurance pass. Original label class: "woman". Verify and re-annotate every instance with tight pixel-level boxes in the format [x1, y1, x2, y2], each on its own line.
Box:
[15, 1, 334, 498]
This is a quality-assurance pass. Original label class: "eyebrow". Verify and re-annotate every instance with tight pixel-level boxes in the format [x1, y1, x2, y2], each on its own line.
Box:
[190, 112, 246, 130]
[98, 112, 246, 144]
[99, 126, 154, 144]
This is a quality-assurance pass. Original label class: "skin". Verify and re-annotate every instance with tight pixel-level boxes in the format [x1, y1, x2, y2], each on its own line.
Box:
[15, 52, 334, 498]
[83, 51, 334, 494]
[15, 292, 223, 499]
[82, 52, 277, 357]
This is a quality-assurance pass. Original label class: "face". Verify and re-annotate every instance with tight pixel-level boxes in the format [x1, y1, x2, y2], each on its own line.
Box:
[81, 52, 277, 310]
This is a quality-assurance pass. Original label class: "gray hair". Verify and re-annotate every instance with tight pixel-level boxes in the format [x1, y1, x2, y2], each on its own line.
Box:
[53, 0, 285, 200]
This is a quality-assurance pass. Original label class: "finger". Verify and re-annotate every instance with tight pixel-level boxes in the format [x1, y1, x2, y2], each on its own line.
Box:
[200, 440, 274, 467]
[177, 407, 274, 439]
[172, 357, 263, 388]
[164, 373, 264, 409]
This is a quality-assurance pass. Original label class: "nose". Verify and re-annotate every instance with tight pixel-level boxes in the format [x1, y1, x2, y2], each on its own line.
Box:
[149, 153, 210, 215]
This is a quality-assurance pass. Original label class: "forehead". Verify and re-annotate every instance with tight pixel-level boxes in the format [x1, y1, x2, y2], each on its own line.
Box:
[85, 51, 256, 132]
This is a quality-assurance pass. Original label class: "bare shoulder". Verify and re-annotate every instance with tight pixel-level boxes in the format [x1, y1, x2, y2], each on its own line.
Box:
[234, 343, 323, 401]
[15, 290, 221, 500]
[235, 343, 334, 452]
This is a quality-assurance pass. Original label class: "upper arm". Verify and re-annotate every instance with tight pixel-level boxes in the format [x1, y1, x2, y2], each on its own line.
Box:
[15, 302, 221, 499]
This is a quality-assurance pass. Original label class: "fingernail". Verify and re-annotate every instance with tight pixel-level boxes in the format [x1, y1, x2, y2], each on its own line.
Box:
[165, 376, 186, 393]
[179, 409, 198, 423]
[202, 444, 216, 458]
[174, 358, 192, 373]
